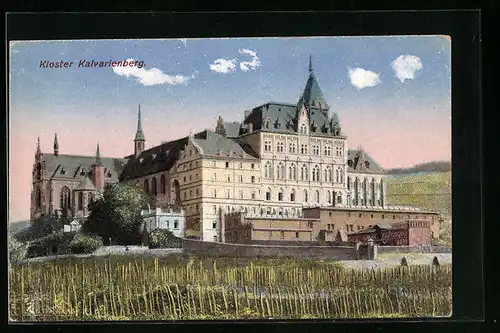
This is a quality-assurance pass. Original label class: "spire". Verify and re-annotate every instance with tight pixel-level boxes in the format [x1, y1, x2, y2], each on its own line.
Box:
[215, 115, 227, 137]
[36, 137, 41, 156]
[135, 105, 145, 141]
[297, 55, 330, 111]
[95, 142, 102, 165]
[53, 133, 59, 156]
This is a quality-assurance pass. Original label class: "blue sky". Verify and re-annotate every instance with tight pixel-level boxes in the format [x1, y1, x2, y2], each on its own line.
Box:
[9, 36, 451, 222]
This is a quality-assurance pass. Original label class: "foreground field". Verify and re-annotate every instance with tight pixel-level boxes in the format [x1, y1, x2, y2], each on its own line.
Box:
[9, 255, 452, 321]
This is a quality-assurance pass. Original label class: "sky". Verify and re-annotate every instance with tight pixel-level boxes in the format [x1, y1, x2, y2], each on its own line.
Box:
[8, 36, 451, 222]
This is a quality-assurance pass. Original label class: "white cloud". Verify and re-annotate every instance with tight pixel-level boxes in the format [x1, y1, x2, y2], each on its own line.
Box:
[209, 58, 238, 74]
[348, 67, 381, 89]
[391, 55, 423, 82]
[112, 58, 190, 86]
[238, 48, 261, 71]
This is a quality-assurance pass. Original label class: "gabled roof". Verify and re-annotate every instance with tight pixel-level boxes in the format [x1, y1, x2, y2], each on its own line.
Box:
[347, 149, 385, 175]
[74, 176, 97, 191]
[119, 136, 189, 181]
[38, 153, 127, 182]
[193, 130, 259, 159]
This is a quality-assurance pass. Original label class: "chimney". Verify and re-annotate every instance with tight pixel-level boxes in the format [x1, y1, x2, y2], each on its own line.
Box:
[247, 123, 253, 133]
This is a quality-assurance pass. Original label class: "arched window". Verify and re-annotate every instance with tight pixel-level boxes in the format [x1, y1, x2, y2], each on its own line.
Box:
[327, 191, 332, 204]
[277, 162, 285, 179]
[312, 165, 320, 181]
[78, 192, 83, 210]
[266, 188, 271, 201]
[290, 189, 296, 202]
[88, 192, 93, 204]
[301, 164, 309, 181]
[144, 179, 149, 194]
[152, 177, 157, 196]
[337, 194, 342, 204]
[265, 161, 273, 179]
[300, 123, 307, 134]
[338, 168, 343, 183]
[160, 174, 166, 194]
[60, 186, 71, 210]
[289, 163, 297, 180]
[278, 188, 284, 201]
[335, 169, 340, 183]
[36, 188, 42, 209]
[347, 176, 351, 190]
[315, 190, 320, 203]
[303, 190, 308, 202]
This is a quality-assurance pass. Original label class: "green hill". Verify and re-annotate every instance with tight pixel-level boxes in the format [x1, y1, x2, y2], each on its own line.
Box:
[385, 161, 451, 175]
[386, 171, 452, 245]
[9, 220, 31, 235]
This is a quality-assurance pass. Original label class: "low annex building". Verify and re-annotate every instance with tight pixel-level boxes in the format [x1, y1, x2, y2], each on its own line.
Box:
[140, 207, 186, 239]
[347, 220, 433, 246]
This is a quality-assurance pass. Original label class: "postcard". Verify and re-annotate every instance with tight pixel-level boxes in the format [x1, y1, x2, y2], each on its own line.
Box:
[8, 36, 452, 321]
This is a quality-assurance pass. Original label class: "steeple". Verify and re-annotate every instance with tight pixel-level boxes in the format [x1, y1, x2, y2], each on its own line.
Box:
[36, 137, 41, 157]
[94, 142, 102, 166]
[53, 133, 59, 156]
[215, 115, 227, 137]
[134, 105, 146, 157]
[135, 105, 145, 141]
[297, 55, 330, 112]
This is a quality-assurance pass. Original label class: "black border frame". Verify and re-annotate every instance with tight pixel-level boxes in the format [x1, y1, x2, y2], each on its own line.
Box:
[4, 10, 485, 333]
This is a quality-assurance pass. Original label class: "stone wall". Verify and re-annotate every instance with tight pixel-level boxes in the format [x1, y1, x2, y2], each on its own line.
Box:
[377, 245, 452, 254]
[181, 238, 358, 260]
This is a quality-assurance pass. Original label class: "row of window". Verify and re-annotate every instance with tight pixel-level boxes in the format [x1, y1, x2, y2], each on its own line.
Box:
[213, 204, 301, 217]
[264, 141, 344, 157]
[347, 177, 384, 191]
[211, 173, 257, 183]
[264, 188, 343, 204]
[212, 161, 256, 169]
[59, 187, 95, 211]
[144, 175, 167, 196]
[264, 162, 344, 183]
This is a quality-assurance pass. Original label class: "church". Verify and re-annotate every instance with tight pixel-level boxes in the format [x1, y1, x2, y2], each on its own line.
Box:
[31, 57, 438, 242]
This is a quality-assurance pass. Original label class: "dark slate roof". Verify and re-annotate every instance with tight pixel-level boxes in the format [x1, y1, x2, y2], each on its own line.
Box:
[347, 149, 385, 175]
[39, 153, 127, 182]
[242, 102, 341, 136]
[119, 136, 189, 181]
[193, 130, 259, 159]
[74, 176, 97, 191]
[223, 121, 242, 138]
[297, 70, 330, 111]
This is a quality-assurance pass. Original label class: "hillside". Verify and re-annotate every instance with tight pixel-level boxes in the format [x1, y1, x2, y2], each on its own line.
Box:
[386, 171, 452, 244]
[9, 220, 31, 235]
[385, 161, 451, 175]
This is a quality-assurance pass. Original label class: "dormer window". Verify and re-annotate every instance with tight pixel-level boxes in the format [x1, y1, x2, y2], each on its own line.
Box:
[300, 124, 307, 134]
[60, 167, 66, 175]
[365, 161, 370, 168]
[80, 168, 85, 175]
[107, 172, 112, 177]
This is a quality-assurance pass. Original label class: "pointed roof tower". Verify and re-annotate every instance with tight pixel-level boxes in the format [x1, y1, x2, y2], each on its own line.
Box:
[36, 137, 42, 157]
[53, 133, 59, 156]
[297, 55, 330, 111]
[94, 142, 102, 166]
[134, 105, 145, 141]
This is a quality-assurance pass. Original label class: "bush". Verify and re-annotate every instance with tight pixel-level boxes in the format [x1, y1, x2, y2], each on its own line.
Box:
[148, 229, 181, 249]
[69, 234, 104, 254]
[26, 231, 76, 258]
[9, 236, 27, 264]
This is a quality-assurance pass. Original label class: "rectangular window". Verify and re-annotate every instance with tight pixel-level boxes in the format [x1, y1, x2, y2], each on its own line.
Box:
[212, 221, 217, 229]
[226, 162, 229, 168]
[295, 232, 299, 238]
[280, 231, 285, 239]
[251, 176, 255, 183]
[251, 163, 255, 169]
[278, 192, 283, 201]
[239, 190, 243, 199]
[174, 220, 179, 229]
[226, 189, 230, 198]
[251, 192, 256, 199]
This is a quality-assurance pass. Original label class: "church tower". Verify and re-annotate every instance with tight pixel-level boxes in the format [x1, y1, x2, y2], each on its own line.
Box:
[297, 55, 330, 114]
[53, 133, 59, 156]
[134, 105, 146, 157]
[91, 142, 105, 191]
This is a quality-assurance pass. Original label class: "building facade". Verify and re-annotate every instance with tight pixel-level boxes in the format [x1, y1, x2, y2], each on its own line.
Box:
[140, 207, 186, 238]
[30, 56, 442, 244]
[347, 220, 433, 246]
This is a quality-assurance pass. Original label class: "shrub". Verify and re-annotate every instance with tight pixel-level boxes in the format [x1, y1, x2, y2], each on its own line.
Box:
[26, 231, 76, 258]
[148, 229, 181, 249]
[69, 234, 104, 254]
[9, 236, 27, 264]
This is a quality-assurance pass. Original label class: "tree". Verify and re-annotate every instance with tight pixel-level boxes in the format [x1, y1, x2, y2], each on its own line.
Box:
[83, 183, 152, 245]
[14, 215, 63, 243]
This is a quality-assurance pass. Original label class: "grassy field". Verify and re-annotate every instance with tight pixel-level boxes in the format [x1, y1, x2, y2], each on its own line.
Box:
[9, 255, 452, 321]
[386, 172, 452, 244]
